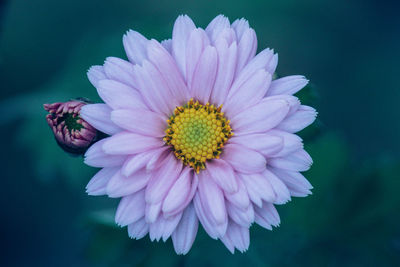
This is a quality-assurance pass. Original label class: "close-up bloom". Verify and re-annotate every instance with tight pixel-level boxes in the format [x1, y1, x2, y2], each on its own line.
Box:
[81, 14, 317, 254]
[44, 100, 98, 155]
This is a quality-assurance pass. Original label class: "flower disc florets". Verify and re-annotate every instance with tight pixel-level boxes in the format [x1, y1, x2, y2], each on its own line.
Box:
[163, 99, 233, 173]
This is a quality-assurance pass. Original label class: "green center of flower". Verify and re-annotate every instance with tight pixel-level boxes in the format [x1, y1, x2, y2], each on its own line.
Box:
[163, 99, 233, 173]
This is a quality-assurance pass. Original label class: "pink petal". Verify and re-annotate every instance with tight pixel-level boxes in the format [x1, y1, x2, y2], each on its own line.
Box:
[220, 221, 250, 253]
[133, 61, 175, 116]
[197, 171, 228, 229]
[191, 45, 218, 104]
[229, 133, 283, 157]
[262, 169, 291, 204]
[172, 15, 196, 79]
[254, 202, 280, 229]
[149, 212, 182, 242]
[210, 40, 237, 105]
[107, 169, 151, 198]
[277, 105, 317, 133]
[235, 28, 257, 75]
[102, 132, 163, 155]
[146, 40, 190, 105]
[268, 149, 313, 172]
[224, 69, 271, 118]
[162, 168, 192, 215]
[269, 167, 313, 197]
[224, 177, 250, 210]
[103, 57, 137, 88]
[87, 65, 106, 87]
[205, 15, 230, 44]
[193, 192, 219, 239]
[86, 167, 119, 196]
[265, 95, 300, 116]
[80, 104, 122, 135]
[145, 153, 182, 204]
[240, 172, 275, 204]
[231, 18, 249, 40]
[115, 190, 145, 226]
[128, 217, 149, 240]
[267, 75, 309, 96]
[185, 28, 210, 87]
[84, 138, 126, 167]
[227, 201, 254, 228]
[111, 108, 166, 137]
[121, 148, 166, 177]
[97, 79, 147, 110]
[172, 203, 199, 255]
[145, 201, 162, 223]
[207, 159, 238, 194]
[222, 144, 266, 174]
[161, 39, 171, 52]
[230, 98, 290, 135]
[267, 130, 303, 158]
[123, 30, 148, 65]
[146, 147, 170, 171]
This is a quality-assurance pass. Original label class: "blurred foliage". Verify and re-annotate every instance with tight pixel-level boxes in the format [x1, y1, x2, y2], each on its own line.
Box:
[0, 0, 399, 266]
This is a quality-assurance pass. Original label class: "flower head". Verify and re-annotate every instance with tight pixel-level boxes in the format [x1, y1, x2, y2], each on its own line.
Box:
[44, 99, 98, 155]
[82, 15, 317, 254]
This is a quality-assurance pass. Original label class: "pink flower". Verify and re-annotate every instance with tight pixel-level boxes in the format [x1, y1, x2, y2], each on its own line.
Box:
[44, 100, 97, 155]
[81, 15, 317, 254]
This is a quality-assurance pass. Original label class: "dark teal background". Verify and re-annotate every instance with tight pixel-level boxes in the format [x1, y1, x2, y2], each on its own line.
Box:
[0, 0, 399, 266]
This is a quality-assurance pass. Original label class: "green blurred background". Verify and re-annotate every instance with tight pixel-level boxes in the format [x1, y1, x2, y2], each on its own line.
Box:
[1, 0, 399, 266]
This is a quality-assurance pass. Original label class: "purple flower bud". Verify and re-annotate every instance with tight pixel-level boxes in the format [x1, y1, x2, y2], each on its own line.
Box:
[44, 100, 98, 155]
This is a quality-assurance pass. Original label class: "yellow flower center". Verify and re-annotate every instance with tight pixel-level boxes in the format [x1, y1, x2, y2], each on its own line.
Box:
[163, 99, 233, 173]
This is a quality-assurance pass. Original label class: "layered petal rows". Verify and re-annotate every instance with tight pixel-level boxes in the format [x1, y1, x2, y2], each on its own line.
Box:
[82, 14, 317, 254]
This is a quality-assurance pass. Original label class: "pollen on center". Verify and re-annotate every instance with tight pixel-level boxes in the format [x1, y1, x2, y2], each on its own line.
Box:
[163, 99, 233, 173]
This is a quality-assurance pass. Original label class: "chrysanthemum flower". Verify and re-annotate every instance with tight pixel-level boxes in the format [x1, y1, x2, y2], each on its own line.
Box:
[81, 14, 317, 254]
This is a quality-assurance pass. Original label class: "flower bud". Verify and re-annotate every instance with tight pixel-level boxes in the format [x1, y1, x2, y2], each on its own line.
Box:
[44, 99, 98, 155]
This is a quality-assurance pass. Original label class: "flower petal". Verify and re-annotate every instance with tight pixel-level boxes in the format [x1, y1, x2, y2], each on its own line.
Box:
[80, 104, 122, 135]
[220, 221, 250, 253]
[266, 129, 303, 158]
[240, 172, 275, 203]
[205, 15, 230, 44]
[262, 169, 291, 204]
[191, 45, 218, 104]
[172, 15, 196, 78]
[97, 79, 147, 110]
[128, 217, 149, 240]
[276, 105, 317, 133]
[269, 167, 313, 197]
[210, 40, 237, 105]
[225, 177, 250, 210]
[198, 171, 228, 229]
[145, 153, 183, 204]
[172, 203, 198, 255]
[149, 212, 182, 242]
[235, 28, 257, 75]
[162, 168, 192, 215]
[222, 144, 266, 174]
[230, 98, 290, 135]
[227, 202, 254, 228]
[254, 202, 280, 229]
[115, 190, 145, 226]
[103, 57, 137, 88]
[268, 149, 313, 172]
[123, 30, 149, 65]
[107, 169, 151, 198]
[185, 28, 210, 87]
[133, 61, 175, 116]
[121, 148, 166, 177]
[86, 167, 119, 196]
[147, 40, 190, 105]
[207, 159, 238, 194]
[267, 75, 308, 96]
[102, 132, 163, 155]
[87, 65, 106, 87]
[229, 133, 283, 157]
[145, 201, 162, 223]
[193, 192, 219, 239]
[84, 138, 126, 167]
[111, 108, 166, 137]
